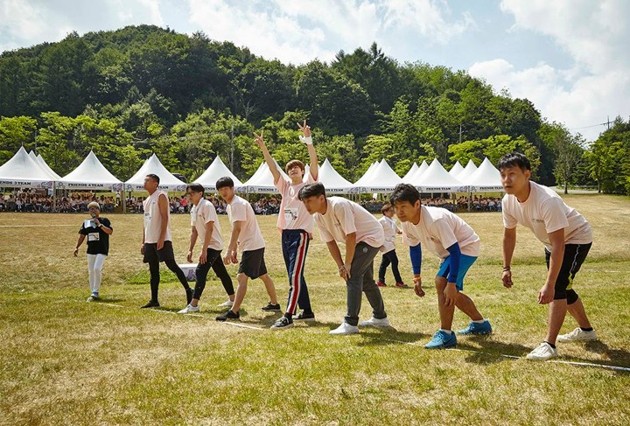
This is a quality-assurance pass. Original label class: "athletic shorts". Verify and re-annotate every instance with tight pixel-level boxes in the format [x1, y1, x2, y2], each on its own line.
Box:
[545, 242, 591, 300]
[238, 248, 268, 279]
[437, 254, 477, 291]
[143, 241, 175, 263]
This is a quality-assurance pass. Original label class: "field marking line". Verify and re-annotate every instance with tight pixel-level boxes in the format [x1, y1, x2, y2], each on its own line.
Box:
[93, 301, 266, 331]
[0, 224, 77, 228]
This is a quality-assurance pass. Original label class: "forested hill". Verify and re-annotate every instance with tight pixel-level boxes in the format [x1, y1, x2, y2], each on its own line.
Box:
[1, 25, 628, 193]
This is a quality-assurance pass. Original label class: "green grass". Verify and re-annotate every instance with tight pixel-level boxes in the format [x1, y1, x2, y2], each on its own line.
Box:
[1, 193, 629, 425]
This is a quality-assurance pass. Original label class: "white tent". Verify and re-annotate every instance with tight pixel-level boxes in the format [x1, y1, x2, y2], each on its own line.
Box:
[240, 160, 289, 193]
[0, 147, 56, 188]
[36, 154, 62, 180]
[318, 158, 354, 193]
[401, 162, 419, 182]
[449, 161, 464, 178]
[59, 151, 123, 191]
[457, 159, 478, 182]
[468, 157, 503, 192]
[353, 159, 402, 193]
[193, 155, 243, 190]
[415, 159, 466, 193]
[125, 154, 187, 191]
[353, 161, 380, 188]
[404, 160, 429, 184]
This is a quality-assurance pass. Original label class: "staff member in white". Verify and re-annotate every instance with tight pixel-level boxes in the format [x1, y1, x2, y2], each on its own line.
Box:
[178, 183, 235, 313]
[499, 152, 597, 361]
[141, 174, 193, 309]
[74, 201, 112, 301]
[299, 182, 390, 335]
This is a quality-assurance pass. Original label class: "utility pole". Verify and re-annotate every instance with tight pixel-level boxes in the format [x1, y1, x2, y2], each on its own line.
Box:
[230, 121, 235, 171]
[459, 124, 463, 143]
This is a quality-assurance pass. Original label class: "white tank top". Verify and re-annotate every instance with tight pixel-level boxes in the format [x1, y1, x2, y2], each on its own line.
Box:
[143, 190, 172, 243]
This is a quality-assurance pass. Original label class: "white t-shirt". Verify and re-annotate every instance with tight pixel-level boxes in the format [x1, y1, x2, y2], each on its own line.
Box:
[143, 190, 172, 244]
[379, 216, 399, 253]
[502, 181, 592, 250]
[275, 172, 316, 233]
[314, 197, 384, 249]
[401, 206, 480, 258]
[227, 195, 265, 252]
[190, 198, 223, 251]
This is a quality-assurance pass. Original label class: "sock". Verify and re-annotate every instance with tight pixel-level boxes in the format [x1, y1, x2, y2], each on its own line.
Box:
[473, 319, 485, 324]
[440, 329, 453, 335]
[285, 313, 293, 320]
[580, 327, 593, 332]
[545, 341, 556, 349]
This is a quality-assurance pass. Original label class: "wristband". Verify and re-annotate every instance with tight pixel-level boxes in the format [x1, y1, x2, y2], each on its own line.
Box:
[299, 135, 313, 145]
[503, 266, 511, 271]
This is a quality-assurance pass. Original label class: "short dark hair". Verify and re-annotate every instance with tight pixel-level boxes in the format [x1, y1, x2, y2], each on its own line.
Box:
[381, 203, 393, 214]
[390, 183, 421, 206]
[498, 152, 531, 171]
[186, 183, 205, 194]
[216, 176, 234, 190]
[298, 182, 326, 200]
[146, 174, 160, 185]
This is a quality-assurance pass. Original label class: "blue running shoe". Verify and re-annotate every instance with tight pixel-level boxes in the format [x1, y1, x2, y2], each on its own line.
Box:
[424, 330, 457, 349]
[457, 320, 492, 335]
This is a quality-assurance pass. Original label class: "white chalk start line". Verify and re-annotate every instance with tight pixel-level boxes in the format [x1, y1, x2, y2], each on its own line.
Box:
[93, 302, 630, 372]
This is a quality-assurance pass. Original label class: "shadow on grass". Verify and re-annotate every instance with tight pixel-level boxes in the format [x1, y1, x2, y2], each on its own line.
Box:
[357, 328, 431, 347]
[456, 337, 533, 365]
[584, 340, 630, 366]
[93, 297, 125, 304]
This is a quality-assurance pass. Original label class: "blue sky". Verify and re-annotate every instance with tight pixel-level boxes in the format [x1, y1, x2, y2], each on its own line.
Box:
[1, 0, 628, 141]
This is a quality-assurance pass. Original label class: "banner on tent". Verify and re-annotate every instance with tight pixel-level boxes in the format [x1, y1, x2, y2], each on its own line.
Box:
[0, 179, 53, 189]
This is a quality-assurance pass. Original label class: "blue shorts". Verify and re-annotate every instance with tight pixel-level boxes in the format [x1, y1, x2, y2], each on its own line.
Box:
[437, 254, 477, 291]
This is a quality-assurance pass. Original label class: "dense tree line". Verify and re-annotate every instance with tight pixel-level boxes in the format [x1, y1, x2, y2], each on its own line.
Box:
[0, 25, 627, 194]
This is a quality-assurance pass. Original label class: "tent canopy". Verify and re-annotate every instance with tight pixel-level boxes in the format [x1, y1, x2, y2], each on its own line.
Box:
[449, 161, 464, 178]
[353, 159, 402, 193]
[125, 154, 187, 191]
[60, 151, 123, 191]
[0, 147, 55, 188]
[240, 160, 289, 193]
[193, 155, 243, 190]
[318, 158, 354, 193]
[456, 159, 478, 182]
[415, 159, 465, 192]
[401, 162, 419, 182]
[468, 157, 503, 192]
[405, 160, 429, 184]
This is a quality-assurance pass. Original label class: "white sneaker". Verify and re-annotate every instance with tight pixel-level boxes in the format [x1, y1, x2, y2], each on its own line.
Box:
[359, 316, 391, 328]
[178, 304, 200, 314]
[557, 327, 597, 343]
[526, 342, 558, 360]
[217, 299, 234, 308]
[329, 322, 360, 335]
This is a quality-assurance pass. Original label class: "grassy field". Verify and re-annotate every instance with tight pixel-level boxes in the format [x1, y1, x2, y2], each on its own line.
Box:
[1, 193, 629, 425]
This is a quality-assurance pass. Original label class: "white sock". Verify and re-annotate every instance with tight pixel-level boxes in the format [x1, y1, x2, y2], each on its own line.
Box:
[473, 319, 485, 324]
[440, 329, 453, 334]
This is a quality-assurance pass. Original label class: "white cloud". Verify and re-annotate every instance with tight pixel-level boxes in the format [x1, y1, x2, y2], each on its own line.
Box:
[469, 0, 630, 141]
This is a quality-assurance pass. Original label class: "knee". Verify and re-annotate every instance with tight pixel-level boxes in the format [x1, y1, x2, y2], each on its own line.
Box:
[435, 276, 447, 288]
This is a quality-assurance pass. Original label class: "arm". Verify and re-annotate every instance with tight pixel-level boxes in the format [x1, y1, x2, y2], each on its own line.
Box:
[502, 227, 516, 288]
[157, 193, 169, 250]
[343, 232, 357, 279]
[443, 243, 462, 306]
[224, 221, 242, 265]
[298, 121, 318, 181]
[93, 217, 113, 235]
[74, 234, 86, 257]
[409, 244, 425, 297]
[326, 240, 349, 281]
[199, 221, 214, 264]
[254, 132, 281, 184]
[539, 228, 565, 304]
[187, 227, 198, 263]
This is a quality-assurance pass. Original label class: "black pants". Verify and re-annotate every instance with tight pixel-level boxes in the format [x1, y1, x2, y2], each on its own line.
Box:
[144, 242, 190, 302]
[378, 250, 402, 283]
[193, 248, 235, 300]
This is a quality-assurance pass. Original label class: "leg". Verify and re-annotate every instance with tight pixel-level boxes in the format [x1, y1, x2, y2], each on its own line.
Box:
[211, 255, 235, 300]
[92, 254, 107, 294]
[546, 299, 568, 345]
[165, 258, 191, 291]
[87, 254, 96, 293]
[435, 276, 456, 331]
[389, 251, 403, 283]
[361, 251, 387, 319]
[192, 254, 213, 306]
[345, 243, 380, 326]
[566, 296, 592, 329]
[148, 256, 160, 302]
[378, 253, 391, 283]
[259, 274, 278, 305]
[285, 232, 309, 316]
[455, 293, 483, 321]
[231, 273, 249, 313]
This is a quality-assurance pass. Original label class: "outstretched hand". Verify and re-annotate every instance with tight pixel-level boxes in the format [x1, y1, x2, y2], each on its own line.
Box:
[297, 120, 311, 138]
[253, 131, 265, 148]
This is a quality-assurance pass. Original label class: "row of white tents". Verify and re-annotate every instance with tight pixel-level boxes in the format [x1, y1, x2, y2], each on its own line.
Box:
[0, 146, 503, 194]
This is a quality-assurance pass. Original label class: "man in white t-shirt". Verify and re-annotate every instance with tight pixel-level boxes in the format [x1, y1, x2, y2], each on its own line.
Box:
[299, 183, 390, 335]
[376, 203, 407, 288]
[177, 184, 235, 314]
[214, 176, 279, 321]
[254, 121, 319, 330]
[499, 152, 596, 361]
[140, 174, 192, 309]
[390, 183, 492, 349]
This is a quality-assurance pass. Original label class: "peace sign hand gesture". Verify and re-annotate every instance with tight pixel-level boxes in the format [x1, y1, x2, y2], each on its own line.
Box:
[253, 131, 265, 148]
[297, 120, 313, 144]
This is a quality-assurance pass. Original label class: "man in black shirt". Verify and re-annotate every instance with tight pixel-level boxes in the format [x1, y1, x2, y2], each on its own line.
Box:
[74, 201, 113, 301]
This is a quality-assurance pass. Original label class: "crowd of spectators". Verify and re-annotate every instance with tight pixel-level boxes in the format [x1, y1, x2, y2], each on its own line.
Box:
[1, 190, 501, 214]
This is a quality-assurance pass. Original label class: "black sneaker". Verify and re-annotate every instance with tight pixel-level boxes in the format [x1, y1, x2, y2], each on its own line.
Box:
[186, 288, 193, 304]
[216, 310, 240, 321]
[295, 311, 315, 321]
[261, 303, 281, 312]
[141, 300, 160, 309]
[271, 316, 294, 330]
